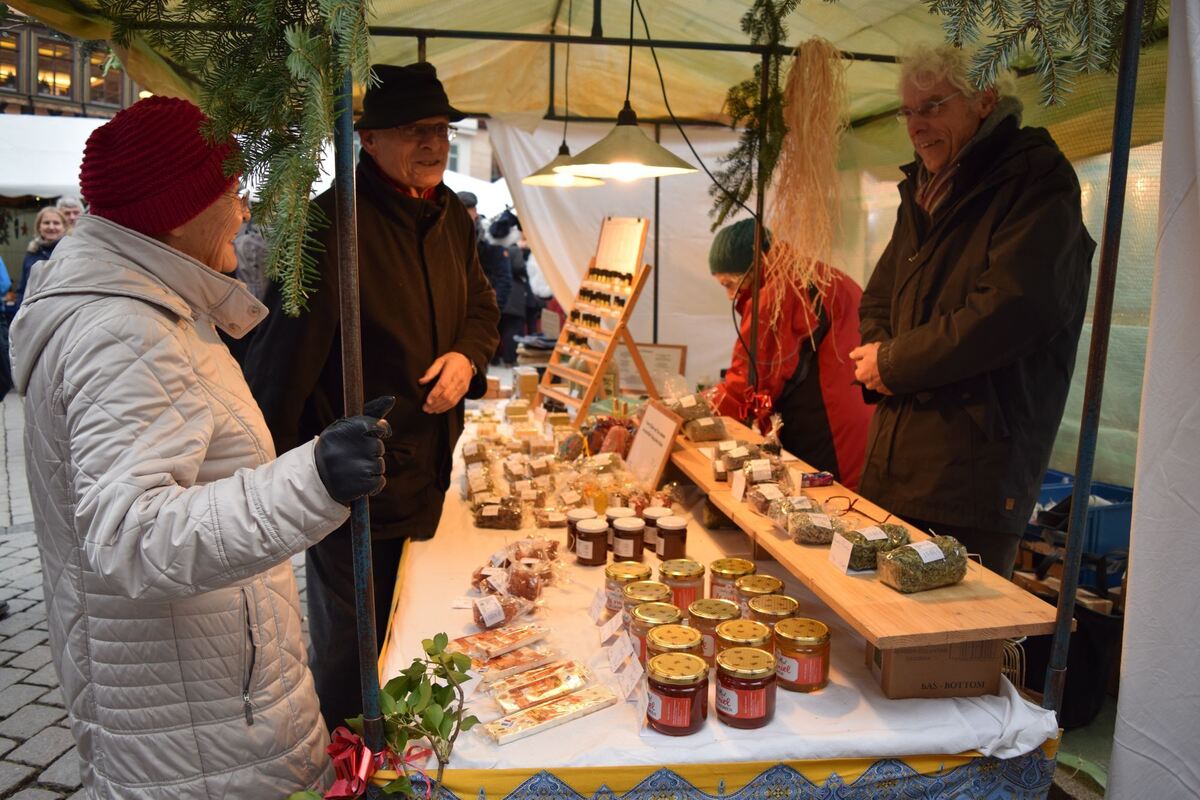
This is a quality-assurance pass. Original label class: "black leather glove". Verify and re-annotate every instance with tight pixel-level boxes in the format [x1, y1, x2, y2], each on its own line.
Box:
[314, 396, 395, 505]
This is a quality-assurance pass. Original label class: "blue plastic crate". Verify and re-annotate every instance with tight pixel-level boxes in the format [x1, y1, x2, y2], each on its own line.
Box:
[1032, 477, 1132, 589]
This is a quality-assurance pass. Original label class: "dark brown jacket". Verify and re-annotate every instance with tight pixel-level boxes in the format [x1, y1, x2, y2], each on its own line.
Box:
[858, 116, 1094, 534]
[244, 153, 500, 539]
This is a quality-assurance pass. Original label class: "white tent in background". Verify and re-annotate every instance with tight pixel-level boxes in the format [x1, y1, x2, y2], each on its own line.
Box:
[0, 115, 106, 199]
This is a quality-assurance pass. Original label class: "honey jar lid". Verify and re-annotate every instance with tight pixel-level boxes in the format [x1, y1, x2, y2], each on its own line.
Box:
[575, 518, 609, 534]
[748, 594, 799, 618]
[647, 653, 708, 685]
[659, 558, 705, 579]
[775, 617, 830, 645]
[715, 619, 771, 646]
[734, 574, 784, 596]
[687, 598, 741, 621]
[716, 647, 776, 679]
[710, 558, 756, 579]
[613, 516, 646, 532]
[656, 515, 689, 531]
[647, 623, 703, 651]
[567, 507, 598, 522]
[606, 506, 636, 519]
[605, 562, 651, 583]
[631, 602, 682, 626]
[641, 506, 672, 520]
[623, 580, 672, 604]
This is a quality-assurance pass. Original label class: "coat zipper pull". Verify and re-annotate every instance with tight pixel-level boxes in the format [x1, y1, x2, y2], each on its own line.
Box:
[243, 691, 254, 725]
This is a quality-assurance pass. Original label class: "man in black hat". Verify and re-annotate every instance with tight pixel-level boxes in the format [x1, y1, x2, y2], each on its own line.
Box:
[243, 62, 500, 731]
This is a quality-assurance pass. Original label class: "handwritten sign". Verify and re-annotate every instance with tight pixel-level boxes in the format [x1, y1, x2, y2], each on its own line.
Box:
[626, 400, 683, 488]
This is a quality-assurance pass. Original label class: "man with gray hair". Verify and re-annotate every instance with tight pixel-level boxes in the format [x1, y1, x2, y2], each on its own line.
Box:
[55, 196, 84, 228]
[850, 44, 1094, 577]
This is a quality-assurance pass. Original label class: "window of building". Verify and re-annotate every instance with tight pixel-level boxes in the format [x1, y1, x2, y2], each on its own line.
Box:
[448, 142, 460, 173]
[87, 50, 122, 105]
[0, 31, 19, 93]
[36, 38, 73, 98]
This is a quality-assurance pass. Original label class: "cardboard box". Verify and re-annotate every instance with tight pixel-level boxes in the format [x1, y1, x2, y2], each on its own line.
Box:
[866, 640, 1003, 699]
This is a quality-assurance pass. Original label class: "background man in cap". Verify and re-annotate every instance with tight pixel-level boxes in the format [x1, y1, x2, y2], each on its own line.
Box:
[244, 62, 499, 730]
[459, 190, 513, 352]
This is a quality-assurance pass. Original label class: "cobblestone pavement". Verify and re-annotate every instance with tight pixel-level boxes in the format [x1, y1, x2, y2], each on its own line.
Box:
[0, 395, 307, 799]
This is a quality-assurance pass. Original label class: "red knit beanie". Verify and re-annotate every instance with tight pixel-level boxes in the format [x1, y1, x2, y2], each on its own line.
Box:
[80, 96, 239, 235]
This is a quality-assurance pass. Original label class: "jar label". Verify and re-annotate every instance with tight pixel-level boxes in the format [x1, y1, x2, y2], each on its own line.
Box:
[577, 539, 594, 560]
[644, 529, 659, 548]
[671, 586, 699, 611]
[605, 583, 624, 611]
[777, 653, 824, 685]
[634, 632, 647, 663]
[648, 689, 694, 728]
[717, 685, 766, 719]
[614, 538, 635, 558]
[711, 582, 737, 602]
[702, 632, 716, 658]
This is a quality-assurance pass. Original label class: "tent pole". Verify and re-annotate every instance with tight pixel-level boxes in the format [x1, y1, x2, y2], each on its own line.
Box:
[333, 67, 386, 760]
[746, 50, 770, 423]
[653, 122, 661, 344]
[1042, 0, 1144, 716]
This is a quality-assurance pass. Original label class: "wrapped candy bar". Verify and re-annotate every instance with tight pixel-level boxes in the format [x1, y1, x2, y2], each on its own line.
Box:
[449, 623, 550, 660]
[745, 483, 786, 515]
[878, 536, 969, 593]
[491, 661, 592, 715]
[465, 471, 495, 502]
[465, 645, 557, 684]
[683, 416, 727, 442]
[475, 498, 523, 530]
[788, 511, 846, 545]
[482, 685, 618, 745]
[462, 440, 489, 465]
[798, 470, 836, 488]
[473, 594, 534, 630]
[842, 523, 912, 571]
[669, 393, 713, 422]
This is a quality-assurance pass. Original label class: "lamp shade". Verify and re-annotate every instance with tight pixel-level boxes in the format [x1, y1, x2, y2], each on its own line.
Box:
[522, 142, 604, 187]
[556, 102, 697, 182]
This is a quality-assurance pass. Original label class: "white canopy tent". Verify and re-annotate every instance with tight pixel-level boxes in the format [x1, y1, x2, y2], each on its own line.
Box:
[0, 115, 106, 199]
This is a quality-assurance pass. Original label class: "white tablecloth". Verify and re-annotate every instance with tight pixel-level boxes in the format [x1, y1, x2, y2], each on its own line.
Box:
[382, 450, 1058, 770]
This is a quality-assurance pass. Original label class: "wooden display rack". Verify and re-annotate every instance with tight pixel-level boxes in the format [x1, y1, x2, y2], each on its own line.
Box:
[670, 418, 1060, 650]
[537, 217, 660, 427]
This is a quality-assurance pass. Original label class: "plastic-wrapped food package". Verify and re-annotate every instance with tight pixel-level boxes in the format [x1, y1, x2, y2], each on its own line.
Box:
[558, 431, 586, 462]
[529, 456, 553, 477]
[529, 438, 556, 457]
[797, 471, 835, 488]
[720, 444, 761, 472]
[877, 536, 969, 593]
[766, 495, 819, 529]
[490, 661, 592, 715]
[468, 645, 558, 684]
[532, 507, 567, 528]
[505, 399, 531, 420]
[712, 458, 729, 482]
[583, 452, 625, 473]
[745, 483, 786, 515]
[787, 511, 846, 545]
[505, 562, 545, 601]
[466, 471, 496, 502]
[684, 416, 727, 442]
[842, 523, 912, 571]
[475, 498, 524, 530]
[450, 624, 551, 660]
[669, 393, 714, 422]
[741, 456, 790, 487]
[473, 594, 535, 629]
[482, 685, 618, 744]
[504, 457, 531, 482]
[601, 424, 630, 456]
[462, 440, 489, 465]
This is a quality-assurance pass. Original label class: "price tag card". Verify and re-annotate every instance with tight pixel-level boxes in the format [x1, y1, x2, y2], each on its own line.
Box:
[614, 657, 644, 701]
[730, 470, 747, 503]
[490, 548, 509, 568]
[560, 490, 582, 506]
[910, 540, 947, 563]
[599, 609, 625, 643]
[588, 588, 607, 625]
[699, 447, 716, 460]
[607, 630, 635, 671]
[809, 513, 833, 529]
[717, 439, 739, 453]
[451, 596, 475, 609]
[828, 532, 854, 573]
[857, 525, 887, 541]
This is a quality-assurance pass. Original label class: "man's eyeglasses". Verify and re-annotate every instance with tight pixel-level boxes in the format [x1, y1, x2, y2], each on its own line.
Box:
[394, 123, 457, 142]
[895, 91, 962, 123]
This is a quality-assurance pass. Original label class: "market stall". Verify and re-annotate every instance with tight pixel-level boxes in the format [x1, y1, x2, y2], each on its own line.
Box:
[378, 401, 1061, 798]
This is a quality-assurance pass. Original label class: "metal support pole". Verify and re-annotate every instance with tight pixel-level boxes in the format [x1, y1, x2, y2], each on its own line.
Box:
[548, 37, 557, 118]
[333, 69, 385, 758]
[417, 35, 426, 63]
[653, 122, 661, 343]
[591, 0, 603, 38]
[747, 51, 770, 422]
[1042, 0, 1144, 715]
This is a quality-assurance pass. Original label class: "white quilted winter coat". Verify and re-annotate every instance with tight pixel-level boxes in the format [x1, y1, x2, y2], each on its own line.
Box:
[9, 216, 349, 798]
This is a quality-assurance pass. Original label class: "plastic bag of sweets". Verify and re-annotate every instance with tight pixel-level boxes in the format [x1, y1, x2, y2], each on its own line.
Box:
[741, 456, 791, 487]
[462, 439, 489, 465]
[745, 483, 786, 515]
[684, 416, 727, 443]
[669, 392, 715, 422]
[528, 456, 554, 478]
[720, 443, 761, 472]
[787, 511, 846, 545]
[877, 536, 969, 593]
[475, 498, 524, 530]
[473, 594, 535, 630]
[842, 523, 911, 571]
[503, 456, 531, 482]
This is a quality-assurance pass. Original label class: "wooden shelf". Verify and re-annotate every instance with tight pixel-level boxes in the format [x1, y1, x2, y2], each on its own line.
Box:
[670, 418, 1059, 650]
[537, 385, 583, 408]
[566, 323, 613, 340]
[547, 363, 594, 386]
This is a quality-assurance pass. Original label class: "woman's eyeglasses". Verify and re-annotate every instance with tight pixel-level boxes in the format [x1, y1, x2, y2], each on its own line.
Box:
[895, 91, 962, 123]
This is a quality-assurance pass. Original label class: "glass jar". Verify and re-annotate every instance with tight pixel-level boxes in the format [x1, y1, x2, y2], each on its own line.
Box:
[734, 574, 784, 617]
[604, 562, 651, 613]
[659, 559, 705, 612]
[646, 653, 708, 736]
[566, 507, 598, 554]
[687, 598, 741, 666]
[630, 602, 682, 664]
[641, 506, 672, 554]
[774, 617, 831, 693]
[612, 517, 646, 562]
[655, 515, 689, 560]
[715, 647, 777, 729]
[606, 506, 636, 551]
[715, 619, 773, 657]
[574, 518, 609, 567]
[748, 594, 799, 629]
[709, 558, 755, 601]
[646, 624, 703, 659]
[621, 581, 672, 626]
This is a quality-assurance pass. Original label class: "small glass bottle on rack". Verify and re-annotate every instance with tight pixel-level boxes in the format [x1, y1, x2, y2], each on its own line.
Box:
[621, 580, 672, 626]
[715, 647, 777, 730]
[646, 624, 703, 660]
[646, 653, 709, 737]
[641, 506, 672, 554]
[709, 558, 756, 602]
[611, 517, 646, 562]
[658, 559, 705, 611]
[630, 602, 683, 664]
[733, 574, 784, 618]
[574, 518, 610, 567]
[715, 618, 773, 657]
[773, 617, 831, 693]
[604, 562, 651, 613]
[748, 594, 799, 629]
[687, 598, 741, 666]
[655, 515, 689, 560]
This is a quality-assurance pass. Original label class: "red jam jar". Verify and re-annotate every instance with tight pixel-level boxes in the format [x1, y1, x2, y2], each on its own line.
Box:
[641, 505, 672, 554]
[659, 559, 705, 612]
[574, 518, 609, 566]
[604, 562, 652, 613]
[655, 515, 689, 560]
[715, 647, 777, 729]
[709, 558, 755, 601]
[734, 574, 784, 617]
[612, 517, 646, 562]
[774, 617, 831, 692]
[687, 598, 741, 666]
[566, 507, 598, 554]
[646, 653, 708, 736]
[630, 602, 683, 664]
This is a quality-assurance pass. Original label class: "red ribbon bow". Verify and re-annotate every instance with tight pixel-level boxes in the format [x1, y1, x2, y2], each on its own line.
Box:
[742, 390, 774, 434]
[325, 727, 385, 799]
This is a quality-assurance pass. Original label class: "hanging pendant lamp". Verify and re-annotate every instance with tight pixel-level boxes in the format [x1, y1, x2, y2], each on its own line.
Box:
[522, 0, 604, 188]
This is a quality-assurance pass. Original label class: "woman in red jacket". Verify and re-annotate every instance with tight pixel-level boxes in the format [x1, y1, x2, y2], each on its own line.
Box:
[709, 218, 872, 490]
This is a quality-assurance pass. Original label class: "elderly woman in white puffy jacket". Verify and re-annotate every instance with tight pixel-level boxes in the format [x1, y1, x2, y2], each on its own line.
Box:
[8, 97, 391, 799]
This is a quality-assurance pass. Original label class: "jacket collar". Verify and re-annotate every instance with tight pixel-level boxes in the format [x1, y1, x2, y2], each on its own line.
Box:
[357, 152, 449, 233]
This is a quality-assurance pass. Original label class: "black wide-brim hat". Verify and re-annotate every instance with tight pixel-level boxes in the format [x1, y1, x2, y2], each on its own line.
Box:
[355, 62, 467, 130]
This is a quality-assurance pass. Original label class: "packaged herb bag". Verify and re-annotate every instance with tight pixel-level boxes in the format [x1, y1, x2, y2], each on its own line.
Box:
[878, 535, 968, 593]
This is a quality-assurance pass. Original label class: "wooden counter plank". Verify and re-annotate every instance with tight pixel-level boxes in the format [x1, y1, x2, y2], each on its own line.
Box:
[670, 418, 1059, 649]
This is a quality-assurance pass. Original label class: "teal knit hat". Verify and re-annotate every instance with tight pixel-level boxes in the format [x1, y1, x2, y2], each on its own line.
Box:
[708, 218, 772, 275]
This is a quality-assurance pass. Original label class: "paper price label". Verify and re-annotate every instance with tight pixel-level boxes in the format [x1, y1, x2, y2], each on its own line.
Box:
[614, 658, 644, 701]
[731, 471, 747, 503]
[680, 395, 697, 408]
[809, 513, 832, 529]
[560, 490, 582, 506]
[697, 417, 715, 427]
[828, 532, 853, 573]
[474, 595, 505, 628]
[599, 610, 625, 644]
[699, 447, 716, 460]
[490, 548, 509, 567]
[486, 573, 509, 593]
[910, 540, 946, 563]
[588, 588, 607, 625]
[788, 496, 813, 510]
[717, 439, 739, 452]
[857, 525, 887, 541]
[482, 506, 500, 517]
[729, 446, 750, 459]
[482, 566, 507, 577]
[758, 484, 783, 501]
[607, 630, 635, 671]
[463, 442, 478, 457]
